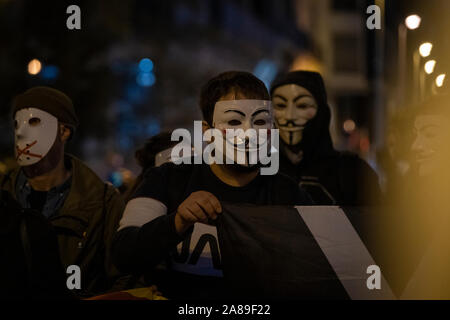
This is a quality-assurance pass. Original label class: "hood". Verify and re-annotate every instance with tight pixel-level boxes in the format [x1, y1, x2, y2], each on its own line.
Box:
[270, 71, 337, 164]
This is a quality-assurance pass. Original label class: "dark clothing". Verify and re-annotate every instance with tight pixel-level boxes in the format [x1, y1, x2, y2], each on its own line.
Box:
[0, 190, 73, 300]
[16, 170, 71, 218]
[0, 154, 126, 297]
[133, 161, 310, 212]
[112, 162, 311, 299]
[280, 147, 381, 205]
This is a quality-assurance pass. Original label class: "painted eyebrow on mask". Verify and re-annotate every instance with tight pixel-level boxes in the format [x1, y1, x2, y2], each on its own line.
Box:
[252, 109, 270, 117]
[273, 94, 287, 102]
[273, 94, 313, 103]
[293, 94, 313, 103]
[225, 109, 246, 117]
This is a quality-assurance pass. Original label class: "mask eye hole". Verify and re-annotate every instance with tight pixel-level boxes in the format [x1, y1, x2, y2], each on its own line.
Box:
[254, 119, 267, 126]
[228, 119, 242, 126]
[275, 103, 286, 109]
[28, 117, 41, 126]
[14, 120, 18, 129]
[296, 100, 317, 110]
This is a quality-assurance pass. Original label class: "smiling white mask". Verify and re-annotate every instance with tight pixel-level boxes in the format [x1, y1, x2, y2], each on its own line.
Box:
[272, 84, 318, 146]
[212, 99, 273, 167]
[14, 108, 58, 166]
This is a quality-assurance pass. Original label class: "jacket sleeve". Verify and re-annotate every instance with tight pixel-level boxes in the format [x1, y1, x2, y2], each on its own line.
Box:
[110, 164, 192, 275]
[0, 170, 16, 198]
[111, 212, 190, 275]
[103, 185, 126, 283]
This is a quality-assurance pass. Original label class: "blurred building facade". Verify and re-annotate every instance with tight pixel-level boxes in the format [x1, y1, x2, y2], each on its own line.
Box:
[291, 0, 375, 157]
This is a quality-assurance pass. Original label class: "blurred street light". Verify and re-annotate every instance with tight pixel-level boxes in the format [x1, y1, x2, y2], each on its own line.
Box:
[27, 59, 42, 75]
[424, 60, 436, 74]
[414, 43, 433, 102]
[419, 42, 433, 58]
[343, 119, 356, 134]
[138, 58, 154, 73]
[405, 15, 421, 30]
[398, 14, 422, 107]
[436, 74, 446, 88]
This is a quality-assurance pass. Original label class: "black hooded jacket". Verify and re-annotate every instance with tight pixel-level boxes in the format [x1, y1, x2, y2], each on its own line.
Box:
[271, 71, 380, 205]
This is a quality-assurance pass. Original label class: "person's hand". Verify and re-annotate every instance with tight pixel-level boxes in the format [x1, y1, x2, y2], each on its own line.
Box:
[174, 191, 222, 235]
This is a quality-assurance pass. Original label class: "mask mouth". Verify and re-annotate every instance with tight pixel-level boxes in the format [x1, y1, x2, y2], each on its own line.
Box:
[276, 120, 305, 131]
[415, 151, 435, 164]
[226, 136, 269, 153]
[15, 140, 43, 161]
[279, 125, 305, 132]
[217, 139, 269, 167]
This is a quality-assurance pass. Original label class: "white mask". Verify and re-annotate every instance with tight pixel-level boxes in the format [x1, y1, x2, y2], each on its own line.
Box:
[156, 145, 198, 167]
[14, 108, 58, 166]
[155, 147, 174, 167]
[212, 99, 273, 166]
[272, 84, 318, 146]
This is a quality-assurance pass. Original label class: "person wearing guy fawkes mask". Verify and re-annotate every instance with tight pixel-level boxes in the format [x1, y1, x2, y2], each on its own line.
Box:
[112, 71, 312, 299]
[0, 86, 125, 297]
[271, 71, 381, 205]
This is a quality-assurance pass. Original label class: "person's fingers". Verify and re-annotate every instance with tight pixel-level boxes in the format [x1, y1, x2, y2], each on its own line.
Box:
[187, 202, 209, 223]
[196, 198, 218, 220]
[207, 194, 222, 214]
[177, 206, 198, 223]
[200, 191, 222, 214]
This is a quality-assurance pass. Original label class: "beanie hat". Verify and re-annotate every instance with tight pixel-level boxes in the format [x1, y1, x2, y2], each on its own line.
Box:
[12, 86, 79, 131]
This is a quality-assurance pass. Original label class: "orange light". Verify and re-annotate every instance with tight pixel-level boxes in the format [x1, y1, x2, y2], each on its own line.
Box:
[360, 137, 370, 153]
[343, 119, 356, 133]
[28, 59, 42, 75]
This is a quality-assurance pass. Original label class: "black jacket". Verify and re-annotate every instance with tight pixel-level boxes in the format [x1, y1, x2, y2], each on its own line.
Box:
[0, 190, 73, 299]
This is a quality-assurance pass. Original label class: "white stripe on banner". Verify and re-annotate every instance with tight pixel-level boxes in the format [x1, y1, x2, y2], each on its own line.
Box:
[296, 206, 396, 300]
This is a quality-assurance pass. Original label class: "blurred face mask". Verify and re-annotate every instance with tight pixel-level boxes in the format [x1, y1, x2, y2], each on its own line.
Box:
[14, 108, 58, 166]
[212, 99, 273, 168]
[412, 115, 450, 177]
[272, 84, 318, 146]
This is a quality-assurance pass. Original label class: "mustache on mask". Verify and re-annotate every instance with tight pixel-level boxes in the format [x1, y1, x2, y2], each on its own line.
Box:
[226, 137, 269, 150]
[276, 119, 304, 128]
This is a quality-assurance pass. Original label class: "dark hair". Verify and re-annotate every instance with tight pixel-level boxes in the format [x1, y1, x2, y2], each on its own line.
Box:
[199, 71, 270, 126]
[124, 132, 177, 202]
[134, 132, 178, 169]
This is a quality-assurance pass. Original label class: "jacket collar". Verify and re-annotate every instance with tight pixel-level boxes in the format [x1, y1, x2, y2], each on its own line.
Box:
[54, 154, 106, 221]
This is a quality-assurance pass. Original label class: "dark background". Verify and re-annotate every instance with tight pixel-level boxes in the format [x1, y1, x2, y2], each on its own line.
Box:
[1, 0, 448, 181]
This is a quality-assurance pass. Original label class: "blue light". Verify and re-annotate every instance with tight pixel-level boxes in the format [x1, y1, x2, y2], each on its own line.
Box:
[117, 100, 132, 113]
[139, 58, 154, 73]
[119, 136, 132, 150]
[136, 72, 156, 87]
[126, 84, 146, 104]
[41, 65, 59, 80]
[109, 171, 123, 188]
[146, 120, 161, 136]
[253, 59, 278, 89]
